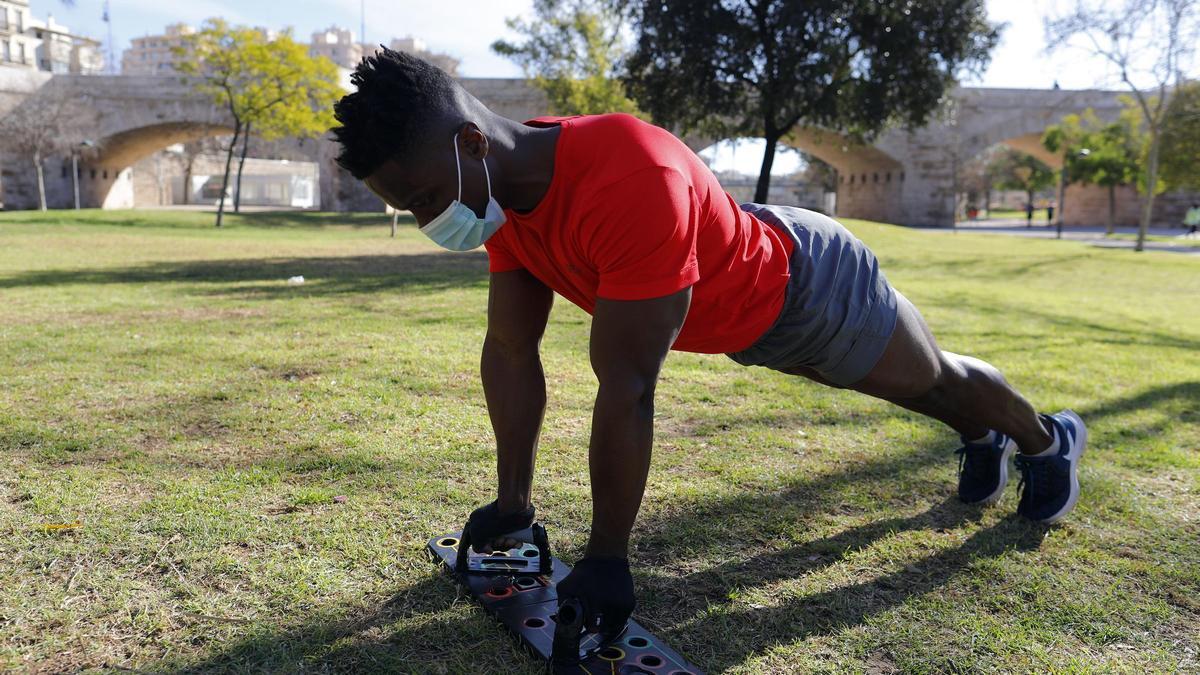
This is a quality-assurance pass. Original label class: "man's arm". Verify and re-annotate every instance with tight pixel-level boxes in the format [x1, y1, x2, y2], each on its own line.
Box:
[585, 285, 692, 558]
[481, 269, 554, 520]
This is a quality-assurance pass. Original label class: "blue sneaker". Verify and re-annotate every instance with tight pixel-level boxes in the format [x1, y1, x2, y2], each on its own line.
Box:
[1014, 410, 1088, 524]
[955, 432, 1018, 505]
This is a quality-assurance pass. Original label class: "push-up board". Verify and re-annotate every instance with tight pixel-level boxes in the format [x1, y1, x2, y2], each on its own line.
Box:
[426, 530, 703, 674]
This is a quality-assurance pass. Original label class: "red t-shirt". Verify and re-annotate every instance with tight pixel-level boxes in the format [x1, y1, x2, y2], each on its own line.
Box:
[484, 113, 794, 354]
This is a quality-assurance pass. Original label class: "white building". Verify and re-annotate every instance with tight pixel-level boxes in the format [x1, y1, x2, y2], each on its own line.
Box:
[29, 14, 102, 74]
[309, 26, 362, 70]
[121, 22, 195, 75]
[307, 26, 460, 74]
[0, 0, 33, 69]
[384, 35, 459, 75]
[0, 1, 101, 74]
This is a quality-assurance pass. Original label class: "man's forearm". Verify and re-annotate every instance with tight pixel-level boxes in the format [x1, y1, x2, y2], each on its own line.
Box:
[481, 337, 547, 514]
[585, 384, 655, 558]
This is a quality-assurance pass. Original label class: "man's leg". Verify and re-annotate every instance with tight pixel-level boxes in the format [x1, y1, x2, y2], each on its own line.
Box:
[778, 292, 1053, 455]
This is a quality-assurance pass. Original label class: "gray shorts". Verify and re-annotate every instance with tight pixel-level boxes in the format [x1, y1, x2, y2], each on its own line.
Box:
[725, 203, 899, 386]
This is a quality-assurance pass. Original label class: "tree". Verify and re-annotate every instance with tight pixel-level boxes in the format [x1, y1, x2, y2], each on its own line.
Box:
[492, 0, 642, 116]
[623, 0, 1000, 203]
[0, 87, 90, 211]
[1042, 111, 1094, 237]
[176, 135, 226, 205]
[231, 33, 341, 213]
[989, 148, 1056, 219]
[1160, 80, 1200, 191]
[1045, 0, 1199, 251]
[1044, 108, 1144, 234]
[959, 145, 1008, 217]
[174, 20, 340, 225]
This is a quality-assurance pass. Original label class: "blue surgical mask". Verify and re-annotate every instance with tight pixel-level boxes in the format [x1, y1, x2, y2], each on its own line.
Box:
[419, 133, 506, 251]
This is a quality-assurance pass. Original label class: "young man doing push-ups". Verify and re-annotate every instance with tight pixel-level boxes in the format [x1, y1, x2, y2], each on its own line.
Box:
[330, 48, 1087, 641]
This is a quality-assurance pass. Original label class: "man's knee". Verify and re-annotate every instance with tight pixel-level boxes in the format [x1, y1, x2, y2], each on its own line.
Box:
[852, 305, 944, 399]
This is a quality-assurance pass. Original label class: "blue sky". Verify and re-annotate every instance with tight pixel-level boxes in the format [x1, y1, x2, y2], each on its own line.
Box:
[31, 0, 1166, 86]
[31, 0, 1192, 175]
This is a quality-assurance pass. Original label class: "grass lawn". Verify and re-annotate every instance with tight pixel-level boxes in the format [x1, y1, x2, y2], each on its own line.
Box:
[961, 208, 1039, 222]
[1, 209, 1197, 673]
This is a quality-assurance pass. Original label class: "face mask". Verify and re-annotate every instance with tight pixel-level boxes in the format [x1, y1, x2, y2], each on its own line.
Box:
[419, 133, 506, 251]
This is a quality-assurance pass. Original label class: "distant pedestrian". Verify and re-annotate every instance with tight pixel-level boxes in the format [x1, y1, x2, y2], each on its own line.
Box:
[1185, 202, 1200, 235]
[1047, 200, 1056, 226]
[1025, 201, 1034, 228]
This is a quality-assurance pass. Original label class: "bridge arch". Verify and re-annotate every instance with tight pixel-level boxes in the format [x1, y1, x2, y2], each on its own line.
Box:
[680, 127, 905, 222]
[81, 121, 236, 208]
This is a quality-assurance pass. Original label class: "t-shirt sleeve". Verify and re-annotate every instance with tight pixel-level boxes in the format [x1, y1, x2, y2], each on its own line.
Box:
[483, 229, 525, 273]
[577, 166, 700, 300]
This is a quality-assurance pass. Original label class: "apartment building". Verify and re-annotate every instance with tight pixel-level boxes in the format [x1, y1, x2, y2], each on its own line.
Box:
[120, 22, 195, 75]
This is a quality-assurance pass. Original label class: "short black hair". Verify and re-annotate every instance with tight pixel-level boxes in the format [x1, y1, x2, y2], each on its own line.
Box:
[330, 46, 461, 179]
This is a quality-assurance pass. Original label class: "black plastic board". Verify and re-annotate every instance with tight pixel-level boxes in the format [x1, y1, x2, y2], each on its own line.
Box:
[427, 531, 703, 675]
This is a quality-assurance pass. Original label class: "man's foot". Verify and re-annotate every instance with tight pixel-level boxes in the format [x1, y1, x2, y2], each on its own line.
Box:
[955, 431, 1018, 505]
[1014, 410, 1088, 524]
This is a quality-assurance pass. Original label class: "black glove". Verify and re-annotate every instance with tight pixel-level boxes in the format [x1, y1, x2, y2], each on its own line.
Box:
[462, 500, 536, 554]
[556, 556, 636, 639]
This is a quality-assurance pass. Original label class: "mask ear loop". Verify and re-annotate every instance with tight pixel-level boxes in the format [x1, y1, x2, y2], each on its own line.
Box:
[452, 133, 463, 204]
[482, 152, 493, 205]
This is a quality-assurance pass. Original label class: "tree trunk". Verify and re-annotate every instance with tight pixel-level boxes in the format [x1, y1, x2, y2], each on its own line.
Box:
[182, 155, 194, 205]
[1055, 169, 1066, 239]
[234, 122, 251, 213]
[1026, 189, 1034, 228]
[1136, 129, 1161, 253]
[34, 151, 47, 211]
[754, 134, 780, 204]
[216, 120, 242, 228]
[1106, 184, 1116, 235]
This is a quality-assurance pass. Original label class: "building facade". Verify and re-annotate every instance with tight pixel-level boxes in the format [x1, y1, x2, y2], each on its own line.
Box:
[385, 36, 459, 75]
[309, 26, 362, 69]
[0, 0, 33, 69]
[30, 15, 101, 74]
[1, 1, 100, 74]
[121, 22, 194, 75]
[308, 27, 460, 74]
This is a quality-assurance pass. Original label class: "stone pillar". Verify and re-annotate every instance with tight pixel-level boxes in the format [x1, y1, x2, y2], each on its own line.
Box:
[835, 167, 906, 224]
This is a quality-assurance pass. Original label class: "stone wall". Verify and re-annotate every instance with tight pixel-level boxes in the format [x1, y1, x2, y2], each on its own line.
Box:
[2, 71, 1196, 226]
[1061, 184, 1200, 228]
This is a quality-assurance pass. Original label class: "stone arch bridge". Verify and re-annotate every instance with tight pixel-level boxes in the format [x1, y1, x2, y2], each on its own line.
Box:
[0, 70, 1131, 226]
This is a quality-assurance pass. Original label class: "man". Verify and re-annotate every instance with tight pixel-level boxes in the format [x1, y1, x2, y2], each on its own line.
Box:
[1025, 200, 1034, 228]
[330, 49, 1087, 643]
[1185, 202, 1200, 235]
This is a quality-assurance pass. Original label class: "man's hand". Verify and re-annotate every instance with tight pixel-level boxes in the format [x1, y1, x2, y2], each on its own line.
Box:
[462, 500, 536, 554]
[556, 556, 636, 639]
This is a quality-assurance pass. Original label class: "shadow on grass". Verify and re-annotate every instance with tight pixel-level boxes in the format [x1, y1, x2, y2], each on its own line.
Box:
[920, 295, 1200, 353]
[0, 252, 489, 297]
[231, 211, 413, 229]
[1078, 381, 1200, 420]
[894, 251, 1096, 280]
[643, 504, 1045, 671]
[158, 436, 1044, 673]
[27, 366, 1187, 669]
[0, 209, 412, 230]
[151, 380, 1198, 671]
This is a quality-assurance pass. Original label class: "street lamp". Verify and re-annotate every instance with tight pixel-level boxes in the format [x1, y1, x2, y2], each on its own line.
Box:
[1055, 147, 1091, 240]
[73, 140, 95, 210]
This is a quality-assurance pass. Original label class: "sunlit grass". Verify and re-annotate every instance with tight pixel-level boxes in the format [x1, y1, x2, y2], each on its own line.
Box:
[0, 209, 1196, 673]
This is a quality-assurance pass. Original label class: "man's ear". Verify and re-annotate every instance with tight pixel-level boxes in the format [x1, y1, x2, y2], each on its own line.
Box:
[458, 121, 490, 161]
